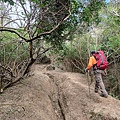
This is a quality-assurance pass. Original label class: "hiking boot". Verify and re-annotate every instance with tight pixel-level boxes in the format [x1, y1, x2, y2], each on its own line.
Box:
[94, 89, 98, 93]
[100, 93, 108, 98]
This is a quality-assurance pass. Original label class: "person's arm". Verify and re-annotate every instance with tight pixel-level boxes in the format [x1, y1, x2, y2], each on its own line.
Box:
[86, 56, 97, 71]
[87, 57, 93, 70]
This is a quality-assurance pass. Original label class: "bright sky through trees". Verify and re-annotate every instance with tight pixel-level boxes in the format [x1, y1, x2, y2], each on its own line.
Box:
[105, 0, 110, 3]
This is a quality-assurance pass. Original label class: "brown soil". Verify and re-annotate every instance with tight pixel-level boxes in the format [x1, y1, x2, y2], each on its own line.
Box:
[0, 64, 120, 120]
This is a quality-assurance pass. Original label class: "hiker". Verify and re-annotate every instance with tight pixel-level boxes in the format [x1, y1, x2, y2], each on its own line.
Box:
[85, 51, 108, 98]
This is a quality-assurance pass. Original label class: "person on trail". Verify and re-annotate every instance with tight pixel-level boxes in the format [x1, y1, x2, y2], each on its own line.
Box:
[85, 51, 108, 98]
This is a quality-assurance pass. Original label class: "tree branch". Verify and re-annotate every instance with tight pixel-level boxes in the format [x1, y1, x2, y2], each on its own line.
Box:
[0, 27, 28, 41]
[26, 10, 71, 42]
[0, 9, 71, 42]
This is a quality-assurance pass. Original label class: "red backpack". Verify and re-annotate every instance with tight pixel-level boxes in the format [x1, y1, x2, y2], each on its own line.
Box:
[93, 50, 108, 70]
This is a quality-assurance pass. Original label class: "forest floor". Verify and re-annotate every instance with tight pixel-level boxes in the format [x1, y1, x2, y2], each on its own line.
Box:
[0, 64, 120, 120]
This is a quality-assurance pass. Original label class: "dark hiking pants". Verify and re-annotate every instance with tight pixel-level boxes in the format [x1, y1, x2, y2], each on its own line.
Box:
[94, 70, 108, 97]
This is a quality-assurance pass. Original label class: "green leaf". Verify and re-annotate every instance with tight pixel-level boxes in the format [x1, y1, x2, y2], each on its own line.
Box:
[2, 0, 14, 5]
[9, 0, 14, 5]
[3, 0, 7, 2]
[31, 0, 39, 4]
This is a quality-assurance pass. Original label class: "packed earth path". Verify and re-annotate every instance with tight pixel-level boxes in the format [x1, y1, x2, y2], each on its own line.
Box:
[0, 64, 120, 120]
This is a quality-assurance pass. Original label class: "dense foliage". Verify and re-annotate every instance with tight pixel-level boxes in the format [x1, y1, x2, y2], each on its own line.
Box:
[0, 0, 120, 98]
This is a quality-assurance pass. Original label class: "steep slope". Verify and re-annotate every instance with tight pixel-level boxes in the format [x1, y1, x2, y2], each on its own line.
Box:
[0, 64, 120, 120]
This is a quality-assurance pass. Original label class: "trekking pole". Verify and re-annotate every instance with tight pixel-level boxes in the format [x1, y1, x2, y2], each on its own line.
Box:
[86, 70, 91, 100]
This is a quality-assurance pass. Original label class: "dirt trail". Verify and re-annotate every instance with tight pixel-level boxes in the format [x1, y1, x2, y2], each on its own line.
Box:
[0, 64, 120, 120]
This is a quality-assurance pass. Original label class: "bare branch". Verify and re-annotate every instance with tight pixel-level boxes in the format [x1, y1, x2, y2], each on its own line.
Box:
[26, 10, 71, 42]
[0, 27, 28, 41]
